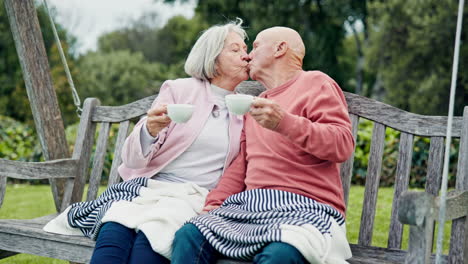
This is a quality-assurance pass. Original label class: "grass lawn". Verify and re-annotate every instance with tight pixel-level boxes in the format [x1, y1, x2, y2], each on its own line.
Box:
[0, 184, 452, 263]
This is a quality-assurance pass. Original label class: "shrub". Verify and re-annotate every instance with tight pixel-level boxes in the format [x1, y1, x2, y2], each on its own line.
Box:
[0, 115, 42, 161]
[352, 119, 458, 188]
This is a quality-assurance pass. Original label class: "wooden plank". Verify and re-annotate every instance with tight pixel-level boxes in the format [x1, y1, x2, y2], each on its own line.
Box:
[234, 81, 464, 137]
[397, 191, 435, 263]
[449, 106, 468, 264]
[388, 132, 413, 249]
[91, 82, 464, 138]
[425, 137, 444, 196]
[91, 81, 262, 123]
[60, 178, 75, 212]
[349, 244, 447, 264]
[0, 176, 5, 209]
[432, 191, 468, 221]
[457, 107, 468, 195]
[0, 232, 93, 263]
[0, 159, 78, 180]
[0, 219, 92, 246]
[344, 92, 463, 137]
[70, 98, 99, 204]
[341, 114, 360, 207]
[422, 136, 444, 257]
[108, 121, 130, 186]
[420, 137, 445, 260]
[4, 0, 70, 212]
[406, 224, 432, 264]
[236, 81, 266, 96]
[359, 122, 386, 246]
[399, 190, 468, 263]
[92, 96, 155, 122]
[87, 122, 111, 201]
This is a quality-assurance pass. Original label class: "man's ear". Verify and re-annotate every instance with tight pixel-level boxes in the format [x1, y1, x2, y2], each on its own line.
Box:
[274, 41, 288, 58]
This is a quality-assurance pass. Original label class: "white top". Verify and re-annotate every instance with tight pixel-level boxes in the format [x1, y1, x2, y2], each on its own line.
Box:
[139, 84, 232, 190]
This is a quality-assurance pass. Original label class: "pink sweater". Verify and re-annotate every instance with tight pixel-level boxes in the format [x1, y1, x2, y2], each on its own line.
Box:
[205, 71, 354, 216]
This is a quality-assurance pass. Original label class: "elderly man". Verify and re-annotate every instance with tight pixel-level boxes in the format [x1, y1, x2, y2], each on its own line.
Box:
[171, 27, 354, 264]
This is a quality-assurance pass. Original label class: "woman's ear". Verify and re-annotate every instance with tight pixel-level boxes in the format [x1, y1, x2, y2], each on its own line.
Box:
[274, 41, 288, 58]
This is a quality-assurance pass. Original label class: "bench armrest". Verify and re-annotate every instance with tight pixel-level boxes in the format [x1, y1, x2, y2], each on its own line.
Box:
[398, 191, 435, 226]
[399, 190, 468, 225]
[398, 190, 468, 264]
[0, 158, 79, 180]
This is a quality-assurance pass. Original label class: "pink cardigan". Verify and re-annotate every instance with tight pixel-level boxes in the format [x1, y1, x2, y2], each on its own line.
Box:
[118, 78, 244, 181]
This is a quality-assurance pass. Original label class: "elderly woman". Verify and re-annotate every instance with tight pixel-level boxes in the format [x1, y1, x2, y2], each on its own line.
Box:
[89, 19, 249, 264]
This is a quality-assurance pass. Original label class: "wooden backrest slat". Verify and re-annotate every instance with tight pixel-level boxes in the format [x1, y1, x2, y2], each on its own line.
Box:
[70, 98, 100, 204]
[87, 122, 111, 201]
[425, 137, 444, 196]
[0, 176, 6, 208]
[417, 137, 444, 257]
[108, 121, 131, 186]
[358, 122, 386, 246]
[60, 178, 76, 212]
[340, 114, 360, 207]
[388, 132, 414, 249]
[449, 106, 468, 263]
[455, 107, 468, 189]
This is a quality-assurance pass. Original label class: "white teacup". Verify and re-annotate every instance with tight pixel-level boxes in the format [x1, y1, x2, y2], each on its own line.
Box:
[167, 104, 194, 123]
[225, 94, 254, 115]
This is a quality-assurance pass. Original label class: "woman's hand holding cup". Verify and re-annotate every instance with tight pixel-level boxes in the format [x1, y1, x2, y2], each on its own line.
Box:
[146, 105, 171, 137]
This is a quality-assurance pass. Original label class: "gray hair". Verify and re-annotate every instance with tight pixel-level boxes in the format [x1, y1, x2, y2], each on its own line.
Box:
[184, 18, 247, 81]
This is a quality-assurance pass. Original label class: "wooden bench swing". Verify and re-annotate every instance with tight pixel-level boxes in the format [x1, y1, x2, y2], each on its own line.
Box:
[1, 81, 468, 263]
[1, 0, 467, 263]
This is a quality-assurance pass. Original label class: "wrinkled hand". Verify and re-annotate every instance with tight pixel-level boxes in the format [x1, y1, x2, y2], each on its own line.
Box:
[146, 105, 171, 137]
[249, 98, 285, 130]
[201, 205, 220, 214]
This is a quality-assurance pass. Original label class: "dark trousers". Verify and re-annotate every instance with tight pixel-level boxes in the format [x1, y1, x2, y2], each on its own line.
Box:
[172, 223, 307, 264]
[90, 222, 169, 264]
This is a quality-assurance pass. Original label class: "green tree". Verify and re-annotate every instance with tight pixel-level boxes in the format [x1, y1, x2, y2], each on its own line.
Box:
[98, 14, 207, 66]
[162, 0, 369, 92]
[0, 1, 78, 123]
[194, 0, 348, 87]
[77, 50, 167, 106]
[367, 0, 468, 115]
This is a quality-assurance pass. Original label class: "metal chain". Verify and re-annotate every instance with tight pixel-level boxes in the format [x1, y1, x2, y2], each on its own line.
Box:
[43, 0, 82, 117]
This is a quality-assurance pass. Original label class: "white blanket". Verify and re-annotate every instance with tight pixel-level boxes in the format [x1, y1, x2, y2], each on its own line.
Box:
[281, 220, 351, 263]
[43, 180, 208, 259]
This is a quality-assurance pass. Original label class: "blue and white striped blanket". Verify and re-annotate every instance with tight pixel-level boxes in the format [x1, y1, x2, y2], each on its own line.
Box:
[189, 189, 352, 263]
[67, 177, 148, 239]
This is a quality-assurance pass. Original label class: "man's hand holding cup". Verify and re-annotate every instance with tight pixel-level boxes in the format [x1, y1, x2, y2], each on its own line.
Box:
[249, 98, 285, 130]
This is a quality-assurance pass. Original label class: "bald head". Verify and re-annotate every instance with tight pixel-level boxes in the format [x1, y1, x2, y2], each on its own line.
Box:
[258, 27, 305, 61]
[248, 26, 305, 85]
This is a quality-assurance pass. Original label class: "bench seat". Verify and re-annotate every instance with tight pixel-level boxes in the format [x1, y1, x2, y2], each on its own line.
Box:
[1, 216, 448, 263]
